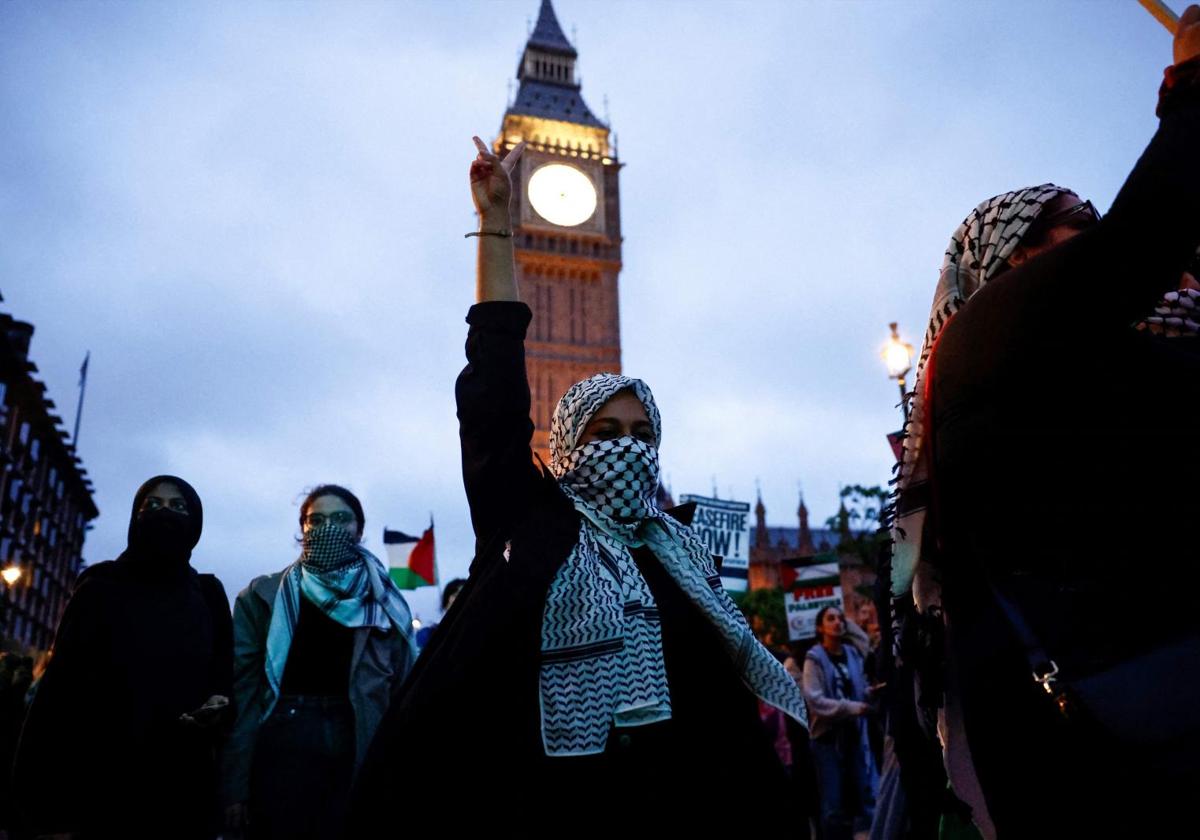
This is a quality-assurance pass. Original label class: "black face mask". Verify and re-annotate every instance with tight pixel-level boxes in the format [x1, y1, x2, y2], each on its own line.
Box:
[131, 508, 194, 565]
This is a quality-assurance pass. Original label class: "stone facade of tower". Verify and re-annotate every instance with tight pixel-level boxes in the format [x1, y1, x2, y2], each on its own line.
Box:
[495, 0, 622, 463]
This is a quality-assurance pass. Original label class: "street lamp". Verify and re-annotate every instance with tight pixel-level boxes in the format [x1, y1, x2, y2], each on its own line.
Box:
[0, 565, 20, 586]
[882, 322, 914, 421]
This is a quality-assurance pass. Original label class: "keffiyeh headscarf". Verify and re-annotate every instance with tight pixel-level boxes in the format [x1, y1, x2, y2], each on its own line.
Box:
[892, 184, 1069, 598]
[540, 373, 807, 756]
[263, 525, 417, 719]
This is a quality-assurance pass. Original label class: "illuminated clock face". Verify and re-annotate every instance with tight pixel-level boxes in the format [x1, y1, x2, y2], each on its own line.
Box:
[527, 163, 597, 227]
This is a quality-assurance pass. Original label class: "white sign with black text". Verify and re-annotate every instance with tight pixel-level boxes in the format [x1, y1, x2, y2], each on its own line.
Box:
[679, 494, 751, 592]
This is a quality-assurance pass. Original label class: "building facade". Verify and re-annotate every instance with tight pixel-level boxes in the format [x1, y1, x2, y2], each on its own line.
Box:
[749, 493, 878, 630]
[495, 0, 623, 462]
[0, 308, 98, 652]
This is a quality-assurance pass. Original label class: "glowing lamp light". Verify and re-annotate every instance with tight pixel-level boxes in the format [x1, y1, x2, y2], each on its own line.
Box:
[1, 565, 21, 586]
[883, 323, 913, 381]
[527, 163, 597, 227]
[411, 618, 422, 631]
[882, 322, 914, 422]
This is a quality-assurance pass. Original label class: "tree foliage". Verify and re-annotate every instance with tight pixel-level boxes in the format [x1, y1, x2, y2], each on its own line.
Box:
[825, 484, 889, 567]
[738, 586, 788, 649]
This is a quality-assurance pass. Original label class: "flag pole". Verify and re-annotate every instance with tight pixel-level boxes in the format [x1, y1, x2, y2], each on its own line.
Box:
[1138, 0, 1180, 33]
[72, 351, 90, 450]
[430, 512, 443, 609]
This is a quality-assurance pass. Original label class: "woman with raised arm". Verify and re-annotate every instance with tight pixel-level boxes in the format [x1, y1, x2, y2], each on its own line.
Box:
[349, 138, 806, 834]
[889, 8, 1200, 837]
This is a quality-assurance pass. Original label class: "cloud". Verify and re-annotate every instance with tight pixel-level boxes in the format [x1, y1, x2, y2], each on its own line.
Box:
[0, 0, 1171, 618]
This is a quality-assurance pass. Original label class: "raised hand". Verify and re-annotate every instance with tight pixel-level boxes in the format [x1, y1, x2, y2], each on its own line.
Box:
[469, 135, 526, 223]
[1177, 4, 1200, 65]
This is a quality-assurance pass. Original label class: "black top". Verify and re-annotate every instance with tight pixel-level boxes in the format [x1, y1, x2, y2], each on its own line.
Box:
[280, 597, 354, 697]
[828, 649, 852, 700]
[13, 485, 232, 837]
[928, 73, 1200, 834]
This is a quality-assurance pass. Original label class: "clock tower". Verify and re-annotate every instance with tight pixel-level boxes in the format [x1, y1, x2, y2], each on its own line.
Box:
[495, 0, 623, 463]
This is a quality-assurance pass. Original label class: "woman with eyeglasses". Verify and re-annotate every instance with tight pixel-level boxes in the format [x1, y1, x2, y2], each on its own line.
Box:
[14, 476, 232, 839]
[221, 484, 415, 839]
[888, 10, 1200, 836]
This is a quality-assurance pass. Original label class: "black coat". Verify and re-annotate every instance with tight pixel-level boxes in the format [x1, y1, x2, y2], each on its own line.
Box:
[929, 72, 1200, 834]
[12, 476, 232, 838]
[350, 303, 787, 835]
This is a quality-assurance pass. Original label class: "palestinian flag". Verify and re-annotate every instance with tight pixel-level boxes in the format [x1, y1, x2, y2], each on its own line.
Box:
[384, 524, 436, 589]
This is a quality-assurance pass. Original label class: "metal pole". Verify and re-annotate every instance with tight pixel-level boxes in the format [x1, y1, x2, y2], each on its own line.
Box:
[1138, 0, 1180, 33]
[72, 352, 89, 449]
[897, 378, 909, 422]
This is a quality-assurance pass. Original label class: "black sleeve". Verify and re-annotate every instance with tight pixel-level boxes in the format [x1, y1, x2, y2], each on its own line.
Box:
[455, 301, 540, 551]
[197, 574, 234, 704]
[939, 76, 1200, 377]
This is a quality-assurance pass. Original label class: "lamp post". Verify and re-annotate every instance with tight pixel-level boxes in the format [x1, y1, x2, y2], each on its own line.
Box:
[0, 565, 20, 645]
[882, 322, 914, 422]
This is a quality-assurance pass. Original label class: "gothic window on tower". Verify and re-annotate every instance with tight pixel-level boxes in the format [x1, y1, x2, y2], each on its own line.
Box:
[580, 284, 589, 345]
[542, 285, 554, 342]
[569, 288, 577, 344]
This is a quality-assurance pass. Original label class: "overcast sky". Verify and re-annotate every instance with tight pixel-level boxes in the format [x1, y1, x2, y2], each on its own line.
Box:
[0, 0, 1176, 619]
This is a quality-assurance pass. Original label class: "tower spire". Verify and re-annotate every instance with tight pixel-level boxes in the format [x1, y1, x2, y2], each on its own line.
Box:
[797, 488, 814, 555]
[517, 0, 582, 89]
[755, 484, 768, 549]
[528, 0, 576, 56]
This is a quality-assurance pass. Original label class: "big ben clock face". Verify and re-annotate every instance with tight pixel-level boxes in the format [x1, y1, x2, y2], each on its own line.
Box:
[527, 163, 597, 227]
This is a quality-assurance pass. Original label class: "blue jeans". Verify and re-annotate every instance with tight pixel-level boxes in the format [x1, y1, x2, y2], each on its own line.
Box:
[811, 726, 878, 840]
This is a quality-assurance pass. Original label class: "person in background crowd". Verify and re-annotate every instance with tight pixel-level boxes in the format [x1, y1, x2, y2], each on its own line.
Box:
[222, 484, 415, 840]
[891, 9, 1200, 836]
[13, 476, 232, 839]
[347, 136, 807, 835]
[414, 577, 466, 649]
[802, 605, 879, 840]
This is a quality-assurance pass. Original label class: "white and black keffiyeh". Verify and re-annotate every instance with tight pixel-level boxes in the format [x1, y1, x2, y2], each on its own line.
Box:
[1136, 288, 1200, 337]
[263, 525, 416, 719]
[540, 373, 806, 756]
[892, 184, 1068, 599]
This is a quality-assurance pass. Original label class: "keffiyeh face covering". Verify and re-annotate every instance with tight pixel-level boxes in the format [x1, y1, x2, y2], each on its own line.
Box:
[558, 436, 660, 527]
[539, 373, 806, 757]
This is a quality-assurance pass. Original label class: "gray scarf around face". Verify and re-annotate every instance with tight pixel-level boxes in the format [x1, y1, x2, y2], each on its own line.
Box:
[540, 373, 807, 756]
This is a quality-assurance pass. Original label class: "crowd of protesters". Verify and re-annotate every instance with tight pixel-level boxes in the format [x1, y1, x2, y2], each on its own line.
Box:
[1, 8, 1199, 838]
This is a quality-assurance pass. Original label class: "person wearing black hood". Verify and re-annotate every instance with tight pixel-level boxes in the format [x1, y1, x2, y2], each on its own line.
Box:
[12, 475, 232, 839]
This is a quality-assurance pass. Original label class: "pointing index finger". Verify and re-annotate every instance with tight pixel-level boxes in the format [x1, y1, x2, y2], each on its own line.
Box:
[472, 135, 493, 157]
